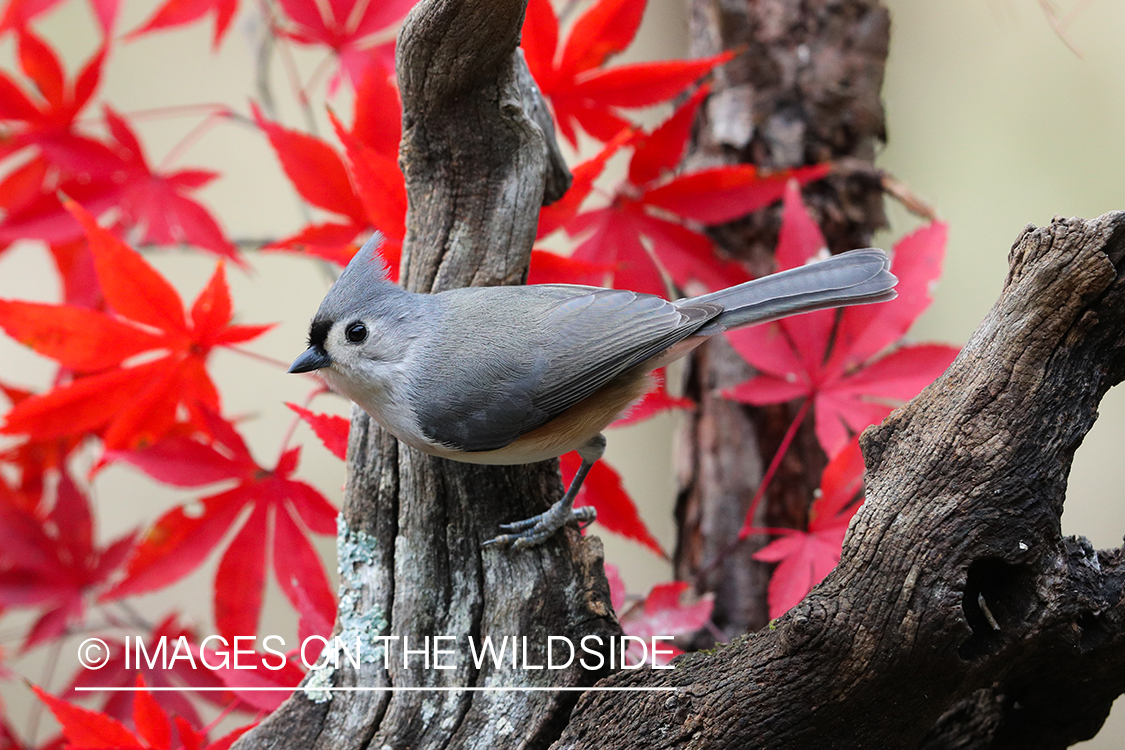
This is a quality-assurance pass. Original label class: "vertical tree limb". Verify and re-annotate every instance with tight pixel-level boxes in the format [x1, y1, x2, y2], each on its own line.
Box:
[677, 0, 892, 640]
[235, 2, 615, 749]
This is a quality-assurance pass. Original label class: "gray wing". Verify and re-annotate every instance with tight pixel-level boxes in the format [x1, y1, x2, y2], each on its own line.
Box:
[410, 285, 720, 452]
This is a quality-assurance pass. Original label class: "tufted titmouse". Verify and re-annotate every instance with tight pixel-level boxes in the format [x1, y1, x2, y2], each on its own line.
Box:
[290, 235, 896, 549]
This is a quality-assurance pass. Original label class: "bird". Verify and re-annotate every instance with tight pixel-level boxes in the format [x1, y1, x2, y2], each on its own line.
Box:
[289, 234, 896, 549]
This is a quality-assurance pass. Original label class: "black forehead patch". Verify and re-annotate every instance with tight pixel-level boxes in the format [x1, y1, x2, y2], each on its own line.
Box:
[308, 319, 332, 350]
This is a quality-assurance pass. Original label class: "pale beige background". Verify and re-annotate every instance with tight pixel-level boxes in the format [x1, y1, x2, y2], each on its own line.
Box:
[0, 0, 1123, 745]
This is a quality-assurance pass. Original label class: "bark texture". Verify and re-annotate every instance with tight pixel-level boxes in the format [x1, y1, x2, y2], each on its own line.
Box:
[676, 0, 892, 641]
[234, 2, 617, 749]
[556, 212, 1125, 748]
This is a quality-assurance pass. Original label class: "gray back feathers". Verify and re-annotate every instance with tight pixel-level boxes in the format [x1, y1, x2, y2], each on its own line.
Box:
[410, 285, 718, 451]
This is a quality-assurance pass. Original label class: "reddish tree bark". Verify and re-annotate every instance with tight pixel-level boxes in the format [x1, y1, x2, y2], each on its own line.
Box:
[675, 0, 893, 641]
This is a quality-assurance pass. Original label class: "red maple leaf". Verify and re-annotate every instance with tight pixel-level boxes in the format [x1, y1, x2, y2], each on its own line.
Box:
[286, 402, 349, 461]
[606, 564, 713, 665]
[0, 29, 114, 208]
[126, 0, 240, 49]
[563, 87, 831, 298]
[0, 203, 271, 450]
[563, 452, 665, 557]
[35, 677, 254, 750]
[535, 126, 633, 240]
[0, 0, 118, 35]
[254, 94, 405, 279]
[723, 182, 960, 457]
[98, 107, 239, 261]
[328, 108, 405, 254]
[65, 614, 241, 729]
[0, 106, 240, 263]
[0, 468, 134, 649]
[102, 413, 338, 643]
[273, 0, 417, 88]
[751, 436, 866, 619]
[521, 0, 732, 146]
[0, 380, 85, 503]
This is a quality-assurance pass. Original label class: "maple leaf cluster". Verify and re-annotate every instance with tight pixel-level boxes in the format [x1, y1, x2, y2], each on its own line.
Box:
[723, 182, 960, 619]
[0, 0, 960, 743]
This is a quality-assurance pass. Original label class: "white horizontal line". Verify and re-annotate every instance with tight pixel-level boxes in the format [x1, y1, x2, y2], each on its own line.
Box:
[75, 686, 676, 693]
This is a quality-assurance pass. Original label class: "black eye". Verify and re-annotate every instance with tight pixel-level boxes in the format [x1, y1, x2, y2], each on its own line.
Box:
[345, 322, 368, 343]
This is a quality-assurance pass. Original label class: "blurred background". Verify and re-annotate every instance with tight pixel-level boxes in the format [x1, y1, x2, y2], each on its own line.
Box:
[1, 0, 1123, 745]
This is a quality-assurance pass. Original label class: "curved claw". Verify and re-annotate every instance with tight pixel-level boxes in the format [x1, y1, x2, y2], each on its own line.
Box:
[483, 504, 598, 550]
[483, 434, 605, 551]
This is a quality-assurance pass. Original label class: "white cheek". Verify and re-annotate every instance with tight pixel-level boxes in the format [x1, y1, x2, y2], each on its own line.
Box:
[322, 358, 436, 453]
[321, 360, 383, 405]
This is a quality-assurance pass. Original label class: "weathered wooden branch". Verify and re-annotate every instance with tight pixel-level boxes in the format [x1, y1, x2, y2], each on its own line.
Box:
[554, 212, 1125, 748]
[235, 2, 616, 749]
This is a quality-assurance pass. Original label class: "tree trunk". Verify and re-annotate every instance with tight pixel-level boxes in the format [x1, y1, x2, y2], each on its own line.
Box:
[675, 0, 892, 642]
[234, 2, 617, 748]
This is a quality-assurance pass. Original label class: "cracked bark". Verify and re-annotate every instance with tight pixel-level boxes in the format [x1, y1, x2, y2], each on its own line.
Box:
[555, 212, 1125, 748]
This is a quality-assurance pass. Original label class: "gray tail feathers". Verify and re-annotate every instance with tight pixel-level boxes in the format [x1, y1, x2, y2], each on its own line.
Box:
[687, 248, 897, 335]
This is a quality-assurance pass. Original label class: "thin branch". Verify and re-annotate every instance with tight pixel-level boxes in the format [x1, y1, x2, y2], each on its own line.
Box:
[693, 397, 812, 583]
[1037, 0, 1090, 57]
[158, 108, 234, 171]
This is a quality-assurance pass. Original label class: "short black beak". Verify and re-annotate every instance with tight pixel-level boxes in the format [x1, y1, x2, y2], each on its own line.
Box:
[288, 347, 332, 373]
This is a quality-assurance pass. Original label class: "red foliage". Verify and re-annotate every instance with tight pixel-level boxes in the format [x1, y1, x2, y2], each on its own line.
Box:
[0, 38, 237, 262]
[521, 0, 731, 146]
[286, 402, 349, 461]
[0, 0, 960, 740]
[0, 468, 133, 649]
[0, 204, 269, 450]
[64, 614, 239, 729]
[606, 564, 714, 665]
[0, 0, 117, 34]
[550, 88, 832, 297]
[127, 0, 240, 49]
[272, 0, 415, 87]
[750, 437, 867, 619]
[724, 182, 959, 457]
[0, 27, 107, 175]
[102, 413, 337, 642]
[35, 678, 255, 750]
[563, 452, 664, 557]
[254, 90, 405, 276]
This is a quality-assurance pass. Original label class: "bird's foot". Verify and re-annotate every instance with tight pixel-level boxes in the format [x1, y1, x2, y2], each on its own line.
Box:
[483, 503, 596, 550]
